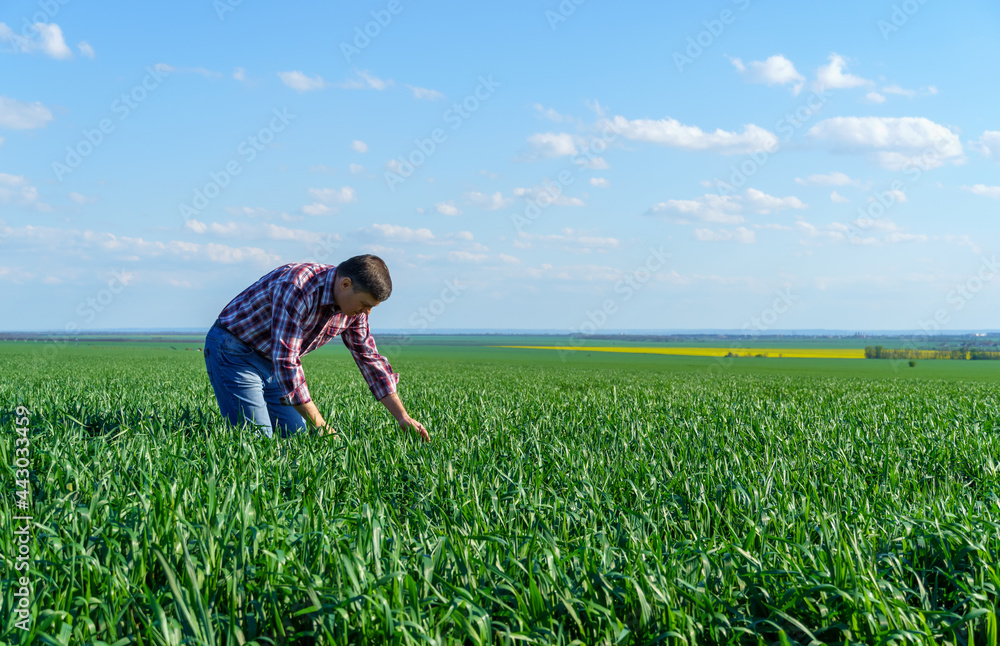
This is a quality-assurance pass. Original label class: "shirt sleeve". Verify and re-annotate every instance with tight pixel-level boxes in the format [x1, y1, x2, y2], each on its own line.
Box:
[341, 313, 399, 400]
[271, 282, 312, 406]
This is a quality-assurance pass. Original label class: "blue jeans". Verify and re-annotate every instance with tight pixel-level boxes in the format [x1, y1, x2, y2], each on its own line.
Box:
[203, 321, 306, 439]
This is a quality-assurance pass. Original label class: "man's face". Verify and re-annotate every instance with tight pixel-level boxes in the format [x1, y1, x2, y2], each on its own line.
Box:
[334, 278, 380, 317]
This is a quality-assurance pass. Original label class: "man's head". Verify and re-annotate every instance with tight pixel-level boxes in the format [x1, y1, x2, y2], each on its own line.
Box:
[333, 254, 391, 317]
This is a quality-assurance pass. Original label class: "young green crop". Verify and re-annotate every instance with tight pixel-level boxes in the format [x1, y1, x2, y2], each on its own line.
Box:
[0, 343, 998, 645]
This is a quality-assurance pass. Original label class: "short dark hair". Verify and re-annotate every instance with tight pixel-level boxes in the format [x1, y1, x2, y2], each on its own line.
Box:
[336, 255, 392, 301]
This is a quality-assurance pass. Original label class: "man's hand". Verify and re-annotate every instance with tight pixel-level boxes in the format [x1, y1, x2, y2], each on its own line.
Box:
[292, 401, 338, 438]
[317, 425, 340, 439]
[397, 415, 430, 442]
[379, 392, 430, 442]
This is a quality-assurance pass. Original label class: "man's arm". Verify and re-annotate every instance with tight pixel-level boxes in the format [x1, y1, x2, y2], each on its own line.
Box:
[342, 314, 430, 442]
[379, 391, 430, 442]
[292, 401, 328, 432]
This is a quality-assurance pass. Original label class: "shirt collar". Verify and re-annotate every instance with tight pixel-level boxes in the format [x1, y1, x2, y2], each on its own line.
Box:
[322, 265, 338, 309]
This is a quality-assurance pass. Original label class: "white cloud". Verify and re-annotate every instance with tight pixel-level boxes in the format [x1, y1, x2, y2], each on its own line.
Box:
[513, 185, 585, 207]
[265, 224, 324, 244]
[5, 224, 281, 266]
[204, 243, 281, 265]
[589, 177, 610, 188]
[864, 92, 886, 104]
[533, 104, 572, 122]
[233, 67, 246, 81]
[339, 68, 393, 90]
[871, 189, 907, 203]
[34, 23, 73, 59]
[962, 184, 1000, 199]
[795, 171, 859, 186]
[744, 188, 807, 214]
[879, 84, 937, 99]
[0, 22, 73, 59]
[830, 190, 850, 203]
[527, 132, 578, 157]
[517, 228, 619, 252]
[226, 206, 285, 219]
[646, 194, 743, 224]
[69, 192, 98, 205]
[796, 220, 849, 242]
[881, 84, 915, 98]
[406, 84, 444, 100]
[524, 263, 624, 283]
[0, 173, 45, 209]
[499, 254, 520, 264]
[0, 96, 53, 130]
[77, 41, 95, 59]
[465, 191, 513, 210]
[814, 53, 872, 91]
[435, 201, 461, 216]
[278, 70, 326, 92]
[807, 116, 964, 170]
[185, 218, 338, 245]
[367, 223, 435, 243]
[308, 187, 357, 204]
[694, 227, 756, 244]
[302, 203, 333, 216]
[351, 140, 368, 153]
[729, 54, 804, 94]
[883, 232, 928, 244]
[448, 251, 486, 263]
[598, 115, 778, 154]
[971, 131, 1000, 161]
[349, 163, 364, 174]
[0, 173, 27, 187]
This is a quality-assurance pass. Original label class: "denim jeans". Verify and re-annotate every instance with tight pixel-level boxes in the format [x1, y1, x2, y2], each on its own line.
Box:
[203, 321, 306, 439]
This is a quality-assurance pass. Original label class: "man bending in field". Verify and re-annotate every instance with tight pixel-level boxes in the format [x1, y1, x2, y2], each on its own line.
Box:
[203, 254, 430, 442]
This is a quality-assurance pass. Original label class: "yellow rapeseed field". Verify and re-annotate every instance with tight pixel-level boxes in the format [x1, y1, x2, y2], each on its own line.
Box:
[497, 346, 866, 359]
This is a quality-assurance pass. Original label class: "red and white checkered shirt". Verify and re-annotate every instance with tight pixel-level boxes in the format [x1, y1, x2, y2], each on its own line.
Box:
[217, 263, 398, 405]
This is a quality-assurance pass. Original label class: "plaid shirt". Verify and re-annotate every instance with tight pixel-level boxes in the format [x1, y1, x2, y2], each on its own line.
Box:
[217, 263, 398, 406]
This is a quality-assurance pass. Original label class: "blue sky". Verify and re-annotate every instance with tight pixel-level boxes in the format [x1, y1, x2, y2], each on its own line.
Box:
[2, 0, 998, 332]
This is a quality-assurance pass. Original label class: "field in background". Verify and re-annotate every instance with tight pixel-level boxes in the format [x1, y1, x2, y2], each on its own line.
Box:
[2, 338, 1000, 644]
[495, 345, 867, 359]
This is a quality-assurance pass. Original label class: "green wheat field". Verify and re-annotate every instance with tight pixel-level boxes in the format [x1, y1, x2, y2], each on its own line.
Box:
[1, 338, 999, 645]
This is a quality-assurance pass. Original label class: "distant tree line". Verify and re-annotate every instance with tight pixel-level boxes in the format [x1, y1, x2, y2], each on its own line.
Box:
[864, 346, 1000, 360]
